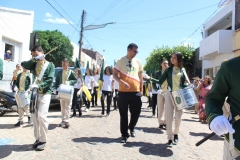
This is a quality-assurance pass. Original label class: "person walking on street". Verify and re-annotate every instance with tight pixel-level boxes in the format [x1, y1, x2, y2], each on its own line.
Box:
[54, 58, 77, 128]
[23, 46, 55, 151]
[10, 64, 22, 92]
[100, 66, 114, 117]
[14, 61, 33, 126]
[113, 43, 143, 143]
[156, 59, 168, 129]
[92, 67, 100, 107]
[83, 69, 94, 112]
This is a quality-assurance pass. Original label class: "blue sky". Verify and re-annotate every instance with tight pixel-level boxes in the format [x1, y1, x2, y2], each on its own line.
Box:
[1, 0, 221, 66]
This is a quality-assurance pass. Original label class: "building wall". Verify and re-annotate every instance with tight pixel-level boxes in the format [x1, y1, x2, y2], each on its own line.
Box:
[202, 53, 234, 77]
[0, 7, 34, 63]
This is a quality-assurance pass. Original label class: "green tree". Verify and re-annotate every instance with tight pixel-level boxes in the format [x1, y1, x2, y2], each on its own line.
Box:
[34, 30, 74, 67]
[144, 45, 195, 72]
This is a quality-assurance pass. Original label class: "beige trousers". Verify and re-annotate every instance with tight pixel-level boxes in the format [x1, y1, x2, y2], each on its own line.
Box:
[157, 93, 166, 125]
[223, 139, 240, 160]
[18, 106, 30, 121]
[165, 90, 183, 140]
[32, 94, 51, 143]
[60, 99, 72, 122]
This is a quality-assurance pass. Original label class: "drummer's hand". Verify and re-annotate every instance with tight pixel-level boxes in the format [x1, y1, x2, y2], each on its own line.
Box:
[143, 73, 150, 80]
[157, 90, 161, 94]
[210, 115, 235, 136]
[53, 89, 57, 94]
[65, 81, 70, 85]
[188, 84, 194, 88]
[77, 90, 81, 96]
[30, 84, 39, 90]
[122, 81, 130, 89]
[91, 90, 94, 94]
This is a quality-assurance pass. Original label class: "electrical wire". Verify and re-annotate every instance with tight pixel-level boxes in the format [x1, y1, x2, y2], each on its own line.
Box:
[44, 0, 79, 32]
[53, 0, 77, 24]
[117, 3, 218, 25]
[0, 16, 20, 40]
[180, 8, 220, 45]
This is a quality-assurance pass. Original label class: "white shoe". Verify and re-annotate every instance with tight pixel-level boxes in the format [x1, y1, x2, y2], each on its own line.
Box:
[85, 108, 89, 112]
[106, 114, 110, 117]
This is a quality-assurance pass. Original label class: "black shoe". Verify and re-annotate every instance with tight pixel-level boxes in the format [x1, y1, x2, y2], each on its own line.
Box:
[70, 114, 76, 118]
[91, 105, 95, 108]
[14, 121, 23, 126]
[163, 124, 167, 129]
[174, 134, 178, 143]
[95, 103, 97, 106]
[63, 122, 70, 128]
[32, 140, 39, 148]
[121, 136, 129, 143]
[58, 121, 65, 127]
[167, 140, 173, 146]
[159, 125, 164, 129]
[130, 129, 136, 137]
[28, 117, 32, 123]
[36, 142, 46, 151]
[79, 112, 82, 117]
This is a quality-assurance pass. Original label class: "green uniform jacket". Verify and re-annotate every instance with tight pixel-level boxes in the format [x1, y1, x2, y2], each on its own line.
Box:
[152, 70, 161, 91]
[54, 70, 77, 89]
[0, 58, 3, 80]
[23, 59, 55, 94]
[151, 67, 187, 90]
[205, 57, 240, 152]
[16, 72, 33, 91]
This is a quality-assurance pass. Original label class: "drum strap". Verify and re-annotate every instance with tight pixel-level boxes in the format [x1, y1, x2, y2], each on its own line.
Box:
[228, 113, 236, 158]
[182, 69, 190, 84]
[37, 61, 49, 81]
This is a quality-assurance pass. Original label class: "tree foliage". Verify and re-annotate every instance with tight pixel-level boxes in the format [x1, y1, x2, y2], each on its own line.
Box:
[34, 30, 74, 67]
[144, 45, 195, 73]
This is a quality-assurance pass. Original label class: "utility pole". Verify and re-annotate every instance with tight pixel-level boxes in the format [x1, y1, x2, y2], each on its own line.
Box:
[78, 10, 85, 65]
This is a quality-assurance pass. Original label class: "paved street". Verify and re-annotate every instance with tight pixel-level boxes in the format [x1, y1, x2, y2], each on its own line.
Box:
[0, 97, 224, 160]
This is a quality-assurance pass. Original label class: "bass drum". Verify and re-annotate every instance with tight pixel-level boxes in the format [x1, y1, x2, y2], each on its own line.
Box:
[15, 91, 30, 108]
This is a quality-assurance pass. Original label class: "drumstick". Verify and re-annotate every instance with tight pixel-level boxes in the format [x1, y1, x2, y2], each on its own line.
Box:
[45, 46, 59, 56]
[196, 115, 240, 146]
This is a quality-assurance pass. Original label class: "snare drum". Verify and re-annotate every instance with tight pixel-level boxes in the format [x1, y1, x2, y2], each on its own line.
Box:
[15, 91, 30, 108]
[170, 87, 198, 110]
[58, 84, 74, 101]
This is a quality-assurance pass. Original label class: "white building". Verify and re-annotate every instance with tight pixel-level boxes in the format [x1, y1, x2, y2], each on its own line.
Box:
[0, 7, 34, 91]
[199, 1, 236, 77]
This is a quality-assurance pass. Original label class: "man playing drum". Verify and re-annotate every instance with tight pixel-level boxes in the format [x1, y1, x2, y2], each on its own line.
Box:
[23, 46, 55, 151]
[14, 61, 33, 126]
[54, 58, 77, 128]
[205, 56, 240, 159]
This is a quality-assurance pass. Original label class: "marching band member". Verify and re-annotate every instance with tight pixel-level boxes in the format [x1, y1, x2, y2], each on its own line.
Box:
[14, 61, 33, 126]
[146, 52, 187, 146]
[113, 77, 119, 110]
[205, 57, 240, 159]
[54, 58, 77, 128]
[100, 66, 114, 117]
[71, 68, 84, 117]
[83, 68, 94, 112]
[10, 64, 22, 92]
[23, 46, 55, 151]
[113, 43, 143, 143]
[156, 59, 168, 129]
[92, 67, 100, 107]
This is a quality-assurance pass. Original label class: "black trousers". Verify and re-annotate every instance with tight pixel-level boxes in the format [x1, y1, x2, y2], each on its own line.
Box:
[72, 88, 81, 114]
[118, 92, 142, 137]
[101, 90, 112, 114]
[152, 94, 157, 115]
[91, 86, 98, 106]
[113, 89, 119, 109]
[148, 96, 152, 107]
[12, 80, 17, 92]
[83, 89, 92, 109]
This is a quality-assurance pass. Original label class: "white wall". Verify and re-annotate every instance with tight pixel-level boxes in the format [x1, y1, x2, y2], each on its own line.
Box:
[0, 7, 34, 62]
[202, 53, 234, 77]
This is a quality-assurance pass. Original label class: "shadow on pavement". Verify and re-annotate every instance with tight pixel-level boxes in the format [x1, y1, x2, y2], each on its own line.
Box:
[72, 137, 173, 157]
[48, 124, 58, 130]
[135, 127, 164, 134]
[182, 119, 199, 122]
[0, 144, 33, 159]
[0, 124, 17, 129]
[189, 132, 224, 141]
[123, 142, 173, 157]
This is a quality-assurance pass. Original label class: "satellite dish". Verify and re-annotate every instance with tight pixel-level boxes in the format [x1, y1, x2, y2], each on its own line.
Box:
[218, 0, 232, 8]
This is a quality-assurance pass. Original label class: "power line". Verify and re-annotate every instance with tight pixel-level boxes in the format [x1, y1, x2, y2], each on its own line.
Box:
[53, 0, 77, 24]
[44, 0, 79, 32]
[117, 3, 218, 25]
[180, 8, 220, 45]
[0, 16, 20, 40]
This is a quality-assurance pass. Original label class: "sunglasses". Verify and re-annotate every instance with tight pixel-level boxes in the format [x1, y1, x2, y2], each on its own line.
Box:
[127, 60, 133, 68]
